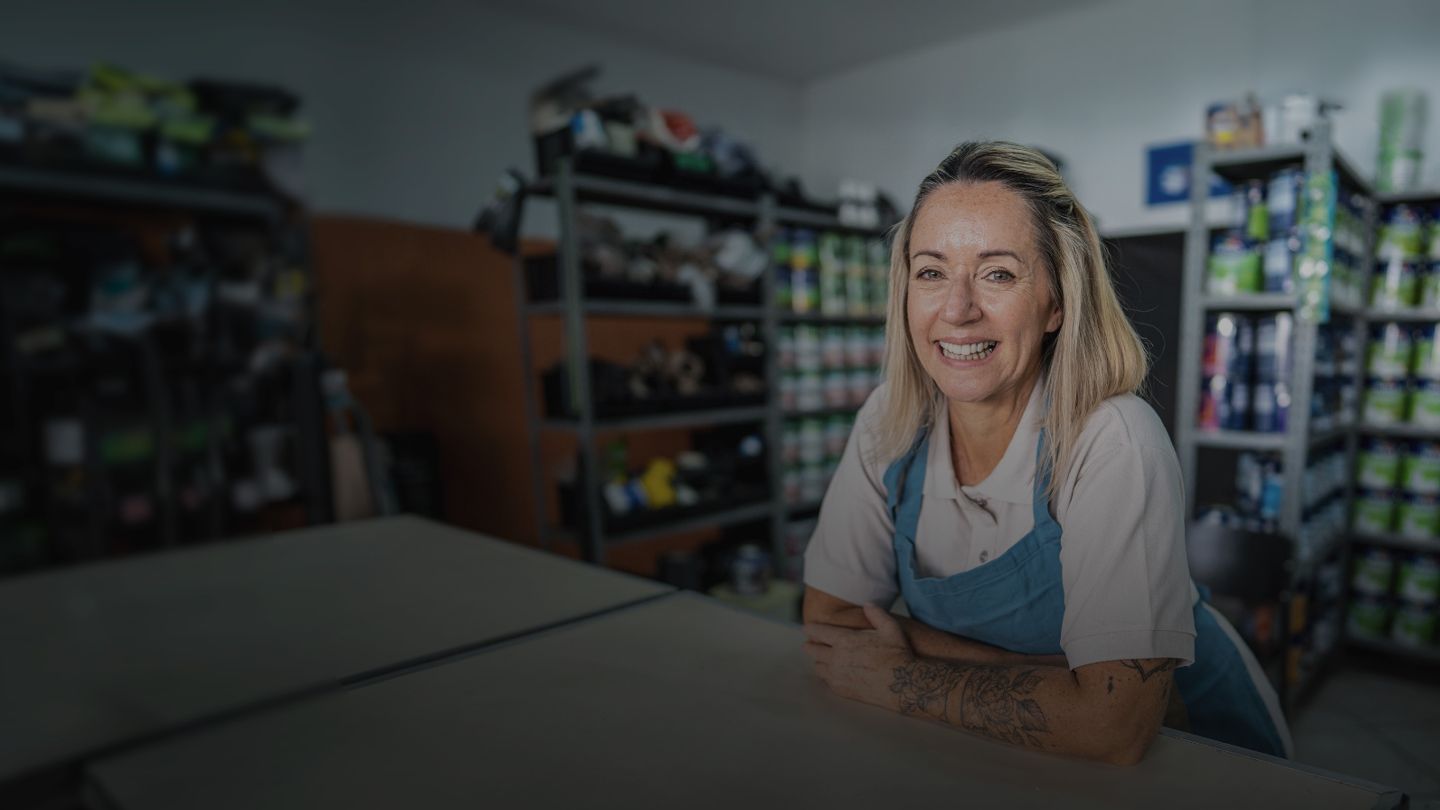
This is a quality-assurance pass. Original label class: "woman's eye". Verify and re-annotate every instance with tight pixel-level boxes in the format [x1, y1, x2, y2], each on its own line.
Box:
[985, 268, 1016, 282]
[916, 268, 942, 280]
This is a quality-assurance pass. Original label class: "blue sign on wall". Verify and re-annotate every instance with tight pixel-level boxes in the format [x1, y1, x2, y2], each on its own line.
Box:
[1146, 141, 1232, 206]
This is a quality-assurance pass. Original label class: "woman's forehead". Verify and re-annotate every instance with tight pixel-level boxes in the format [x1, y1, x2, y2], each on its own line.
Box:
[911, 181, 1037, 259]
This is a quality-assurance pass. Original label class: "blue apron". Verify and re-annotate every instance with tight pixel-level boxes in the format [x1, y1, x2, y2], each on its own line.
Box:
[883, 429, 1289, 758]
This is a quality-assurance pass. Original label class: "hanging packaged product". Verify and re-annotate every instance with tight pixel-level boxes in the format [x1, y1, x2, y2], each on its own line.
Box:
[1411, 380, 1440, 428]
[1363, 378, 1408, 426]
[1296, 170, 1336, 323]
[1391, 604, 1438, 646]
[1357, 438, 1404, 489]
[1253, 313, 1292, 381]
[1400, 441, 1440, 494]
[1397, 494, 1440, 541]
[1207, 231, 1261, 295]
[1371, 256, 1419, 310]
[1262, 237, 1296, 294]
[1266, 167, 1305, 235]
[1352, 547, 1397, 592]
[1397, 554, 1440, 603]
[1346, 596, 1392, 639]
[844, 235, 869, 316]
[817, 233, 847, 316]
[772, 234, 792, 311]
[1368, 323, 1414, 379]
[789, 230, 819, 314]
[1354, 490, 1399, 536]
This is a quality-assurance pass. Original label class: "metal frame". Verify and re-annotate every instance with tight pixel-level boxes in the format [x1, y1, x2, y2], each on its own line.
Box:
[1176, 122, 1380, 711]
[516, 164, 889, 568]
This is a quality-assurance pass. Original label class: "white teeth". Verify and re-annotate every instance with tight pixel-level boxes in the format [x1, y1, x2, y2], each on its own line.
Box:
[938, 340, 997, 360]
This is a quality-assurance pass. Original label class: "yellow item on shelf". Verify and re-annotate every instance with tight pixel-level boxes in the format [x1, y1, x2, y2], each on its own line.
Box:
[640, 459, 677, 508]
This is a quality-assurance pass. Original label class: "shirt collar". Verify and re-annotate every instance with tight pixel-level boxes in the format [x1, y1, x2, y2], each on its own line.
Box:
[922, 379, 1046, 505]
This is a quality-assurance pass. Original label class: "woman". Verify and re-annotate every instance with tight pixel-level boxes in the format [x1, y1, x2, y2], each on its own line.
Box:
[800, 141, 1291, 765]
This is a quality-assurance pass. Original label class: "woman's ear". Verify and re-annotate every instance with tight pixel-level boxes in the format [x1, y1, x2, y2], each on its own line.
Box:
[1046, 305, 1063, 334]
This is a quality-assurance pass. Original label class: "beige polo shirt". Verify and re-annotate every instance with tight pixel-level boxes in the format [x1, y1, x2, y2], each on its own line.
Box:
[803, 380, 1198, 670]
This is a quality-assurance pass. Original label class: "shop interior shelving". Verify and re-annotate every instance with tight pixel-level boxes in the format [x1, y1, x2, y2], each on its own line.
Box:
[517, 158, 890, 567]
[1346, 183, 1440, 666]
[0, 161, 329, 572]
[1175, 120, 1375, 708]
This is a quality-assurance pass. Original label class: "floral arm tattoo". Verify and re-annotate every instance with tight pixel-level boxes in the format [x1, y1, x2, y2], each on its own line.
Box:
[890, 660, 1051, 747]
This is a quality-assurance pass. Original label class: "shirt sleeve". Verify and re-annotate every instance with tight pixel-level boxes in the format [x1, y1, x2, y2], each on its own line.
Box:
[802, 394, 900, 607]
[1055, 406, 1196, 670]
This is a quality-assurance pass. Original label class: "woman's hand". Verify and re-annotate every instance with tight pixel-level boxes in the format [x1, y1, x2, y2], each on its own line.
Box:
[803, 604, 916, 710]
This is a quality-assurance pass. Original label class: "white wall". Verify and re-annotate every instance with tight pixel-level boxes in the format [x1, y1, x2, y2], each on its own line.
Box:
[798, 0, 1440, 234]
[2, 0, 805, 229]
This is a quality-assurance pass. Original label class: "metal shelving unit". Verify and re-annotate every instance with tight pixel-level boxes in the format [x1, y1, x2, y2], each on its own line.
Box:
[0, 163, 286, 221]
[1175, 121, 1375, 708]
[515, 158, 891, 566]
[1345, 185, 1440, 665]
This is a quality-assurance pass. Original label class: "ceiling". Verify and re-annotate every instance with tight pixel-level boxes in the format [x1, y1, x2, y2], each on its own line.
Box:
[484, 0, 1107, 82]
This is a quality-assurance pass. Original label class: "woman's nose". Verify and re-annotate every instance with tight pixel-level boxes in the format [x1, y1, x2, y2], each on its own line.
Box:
[941, 277, 978, 323]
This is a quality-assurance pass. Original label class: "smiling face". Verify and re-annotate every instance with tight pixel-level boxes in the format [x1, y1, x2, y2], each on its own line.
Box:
[906, 181, 1063, 408]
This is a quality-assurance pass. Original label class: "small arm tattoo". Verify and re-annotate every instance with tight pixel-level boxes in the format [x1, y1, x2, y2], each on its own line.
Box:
[890, 660, 1051, 747]
[1121, 659, 1179, 682]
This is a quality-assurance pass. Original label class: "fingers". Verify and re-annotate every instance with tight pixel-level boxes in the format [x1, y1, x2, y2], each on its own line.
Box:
[802, 622, 853, 646]
[862, 604, 906, 644]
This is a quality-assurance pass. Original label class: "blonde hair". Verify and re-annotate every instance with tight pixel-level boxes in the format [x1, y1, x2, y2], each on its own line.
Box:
[874, 141, 1148, 503]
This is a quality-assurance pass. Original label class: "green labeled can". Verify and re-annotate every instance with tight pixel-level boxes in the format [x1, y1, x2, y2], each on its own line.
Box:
[1363, 378, 1408, 426]
[1371, 256, 1420, 309]
[1391, 604, 1437, 647]
[1412, 380, 1440, 428]
[1401, 441, 1440, 494]
[1208, 232, 1261, 295]
[1352, 546, 1396, 593]
[1397, 495, 1440, 541]
[1347, 596, 1392, 639]
[1396, 554, 1440, 604]
[1358, 438, 1404, 489]
[1368, 323, 1413, 379]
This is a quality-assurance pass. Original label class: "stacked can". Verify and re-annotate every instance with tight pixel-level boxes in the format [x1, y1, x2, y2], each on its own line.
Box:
[1198, 312, 1254, 431]
[1263, 168, 1305, 296]
[1371, 204, 1427, 311]
[1330, 192, 1368, 309]
[1252, 313, 1293, 432]
[1364, 322, 1412, 426]
[780, 230, 891, 317]
[789, 230, 820, 314]
[1347, 546, 1440, 647]
[1348, 547, 1397, 640]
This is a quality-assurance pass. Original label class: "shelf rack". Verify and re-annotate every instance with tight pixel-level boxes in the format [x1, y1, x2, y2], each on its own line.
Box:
[1342, 185, 1440, 665]
[0, 162, 286, 221]
[1174, 121, 1377, 708]
[516, 158, 892, 565]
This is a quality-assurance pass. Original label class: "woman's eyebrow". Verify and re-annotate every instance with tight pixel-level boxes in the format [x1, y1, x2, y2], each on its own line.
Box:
[977, 249, 1024, 262]
[911, 249, 947, 261]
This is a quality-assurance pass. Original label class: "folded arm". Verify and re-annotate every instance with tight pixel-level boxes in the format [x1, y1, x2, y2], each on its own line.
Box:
[802, 588, 1177, 765]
